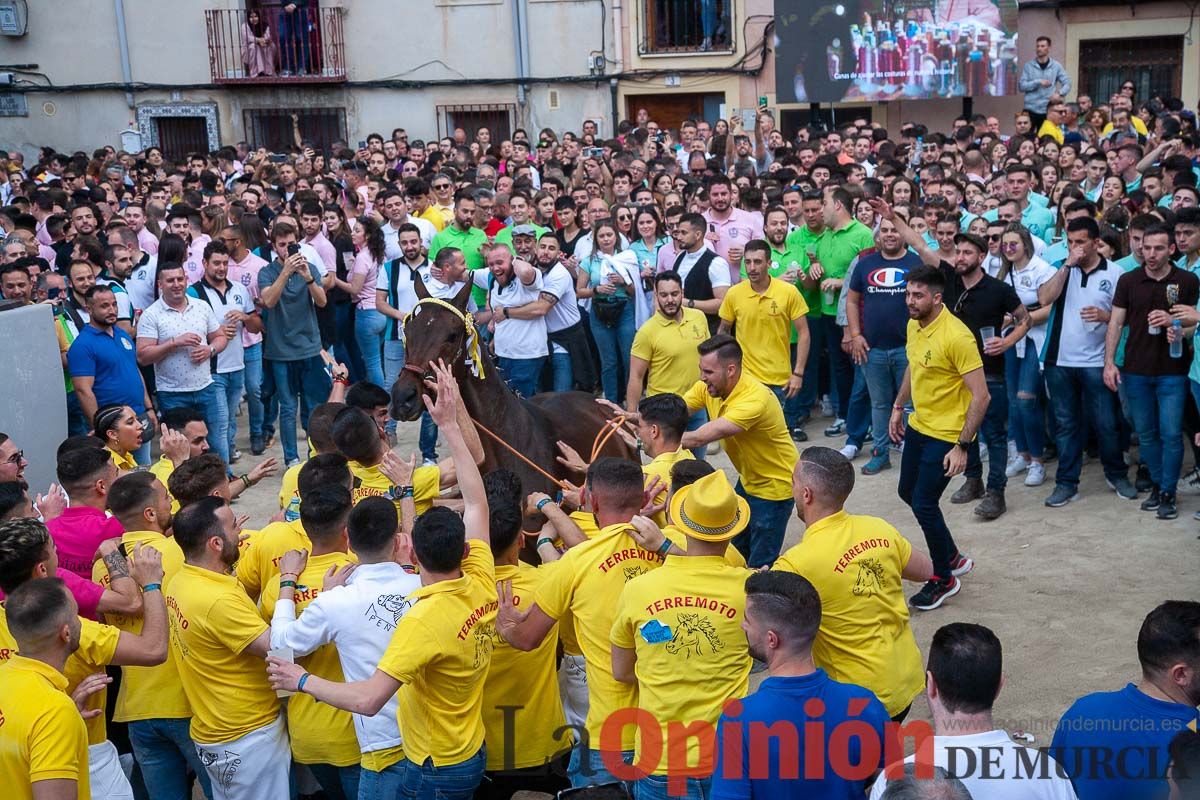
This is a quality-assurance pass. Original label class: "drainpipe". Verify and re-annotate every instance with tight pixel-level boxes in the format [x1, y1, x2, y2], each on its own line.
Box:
[512, 0, 528, 111]
[519, 0, 532, 121]
[611, 0, 624, 133]
[113, 0, 135, 109]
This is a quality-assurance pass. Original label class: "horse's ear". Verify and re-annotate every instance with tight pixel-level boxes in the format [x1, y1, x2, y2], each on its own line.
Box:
[451, 278, 472, 312]
[415, 271, 430, 300]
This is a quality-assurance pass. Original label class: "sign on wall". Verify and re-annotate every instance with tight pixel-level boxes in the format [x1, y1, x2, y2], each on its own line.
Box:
[775, 0, 1020, 104]
[0, 93, 28, 117]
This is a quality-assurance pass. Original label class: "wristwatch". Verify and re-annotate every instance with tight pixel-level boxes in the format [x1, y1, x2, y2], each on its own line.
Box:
[386, 485, 414, 501]
[955, 439, 972, 452]
[687, 298, 696, 308]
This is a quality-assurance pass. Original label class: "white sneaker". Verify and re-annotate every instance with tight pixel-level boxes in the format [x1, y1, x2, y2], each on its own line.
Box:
[820, 395, 834, 417]
[839, 444, 860, 460]
[1024, 461, 1046, 487]
[1007, 440, 1018, 461]
[1181, 466, 1200, 493]
[1005, 454, 1031, 478]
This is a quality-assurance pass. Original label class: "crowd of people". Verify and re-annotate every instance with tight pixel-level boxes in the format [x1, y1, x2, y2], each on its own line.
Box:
[1, 57, 1200, 800]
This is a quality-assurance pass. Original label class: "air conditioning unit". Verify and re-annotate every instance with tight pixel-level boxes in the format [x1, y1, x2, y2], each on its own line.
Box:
[588, 54, 605, 72]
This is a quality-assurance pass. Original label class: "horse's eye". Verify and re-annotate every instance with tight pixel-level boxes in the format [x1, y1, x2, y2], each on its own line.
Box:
[445, 332, 458, 344]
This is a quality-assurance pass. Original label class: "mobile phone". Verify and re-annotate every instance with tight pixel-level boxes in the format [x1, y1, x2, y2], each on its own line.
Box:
[268, 153, 287, 163]
[758, 95, 769, 108]
[741, 109, 757, 130]
[358, 140, 367, 150]
[286, 243, 301, 257]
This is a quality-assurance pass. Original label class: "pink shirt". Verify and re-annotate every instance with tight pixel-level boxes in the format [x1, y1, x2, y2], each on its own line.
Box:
[38, 243, 57, 271]
[47, 506, 125, 581]
[304, 231, 338, 275]
[138, 226, 159, 256]
[352, 249, 380, 309]
[703, 208, 763, 281]
[227, 250, 268, 346]
[36, 217, 52, 246]
[185, 234, 210, 283]
[0, 569, 104, 621]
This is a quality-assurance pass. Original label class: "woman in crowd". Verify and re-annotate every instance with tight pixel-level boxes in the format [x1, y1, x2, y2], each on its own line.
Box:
[580, 220, 639, 403]
[241, 8, 277, 77]
[322, 203, 362, 382]
[94, 404, 145, 471]
[344, 216, 387, 387]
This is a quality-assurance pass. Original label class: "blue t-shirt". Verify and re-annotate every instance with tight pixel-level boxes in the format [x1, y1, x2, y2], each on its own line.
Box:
[711, 669, 889, 800]
[1050, 683, 1199, 800]
[848, 250, 921, 350]
[66, 324, 145, 413]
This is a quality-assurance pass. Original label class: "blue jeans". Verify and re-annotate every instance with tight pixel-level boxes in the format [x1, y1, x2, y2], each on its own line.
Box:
[212, 370, 246, 458]
[794, 317, 824, 423]
[638, 774, 711, 800]
[307, 762, 360, 800]
[355, 308, 387, 388]
[266, 356, 334, 463]
[590, 300, 636, 403]
[865, 346, 908, 454]
[359, 761, 403, 800]
[823, 316, 853, 419]
[699, 0, 718, 38]
[243, 342, 266, 441]
[394, 747, 486, 799]
[733, 481, 795, 568]
[1006, 348, 1046, 457]
[1123, 373, 1188, 495]
[279, 8, 310, 73]
[549, 351, 573, 393]
[898, 425, 960, 580]
[159, 383, 226, 464]
[568, 747, 635, 790]
[128, 717, 212, 800]
[336, 303, 366, 384]
[66, 391, 89, 437]
[844, 364, 871, 449]
[685, 409, 709, 460]
[964, 376, 1008, 491]
[497, 355, 547, 399]
[1044, 365, 1127, 489]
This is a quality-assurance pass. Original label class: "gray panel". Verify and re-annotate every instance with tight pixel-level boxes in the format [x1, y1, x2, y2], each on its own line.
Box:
[0, 304, 67, 493]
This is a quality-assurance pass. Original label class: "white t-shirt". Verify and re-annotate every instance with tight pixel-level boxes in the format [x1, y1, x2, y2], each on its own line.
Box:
[477, 269, 548, 359]
[383, 218, 436, 261]
[1043, 258, 1122, 368]
[541, 262, 581, 353]
[187, 280, 256, 373]
[674, 248, 733, 290]
[136, 297, 220, 392]
[869, 730, 1077, 800]
[126, 253, 159, 312]
[1000, 257, 1057, 358]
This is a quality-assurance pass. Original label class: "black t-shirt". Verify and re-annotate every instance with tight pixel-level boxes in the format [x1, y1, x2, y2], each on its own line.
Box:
[557, 227, 586, 258]
[939, 261, 1023, 377]
[1113, 266, 1200, 376]
[327, 232, 355, 305]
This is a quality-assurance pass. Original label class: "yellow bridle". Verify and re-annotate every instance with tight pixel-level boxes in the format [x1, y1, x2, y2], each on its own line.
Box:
[402, 296, 484, 378]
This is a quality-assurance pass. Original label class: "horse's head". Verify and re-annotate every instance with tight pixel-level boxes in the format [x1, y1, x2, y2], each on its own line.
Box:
[389, 277, 474, 422]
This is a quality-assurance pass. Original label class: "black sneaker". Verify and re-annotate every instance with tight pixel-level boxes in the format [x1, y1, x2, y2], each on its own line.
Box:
[950, 477, 985, 504]
[251, 436, 266, 456]
[790, 427, 809, 442]
[1136, 464, 1154, 492]
[910, 576, 961, 611]
[973, 490, 1006, 520]
[1157, 493, 1178, 520]
[1140, 487, 1162, 512]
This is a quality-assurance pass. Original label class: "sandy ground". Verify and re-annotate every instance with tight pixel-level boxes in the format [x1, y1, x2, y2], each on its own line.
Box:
[225, 404, 1199, 748]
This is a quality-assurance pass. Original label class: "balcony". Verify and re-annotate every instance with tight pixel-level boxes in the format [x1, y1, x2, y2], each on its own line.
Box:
[205, 5, 346, 84]
[640, 0, 733, 55]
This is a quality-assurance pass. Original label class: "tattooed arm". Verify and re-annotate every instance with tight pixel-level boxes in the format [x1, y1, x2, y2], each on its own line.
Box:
[96, 539, 145, 619]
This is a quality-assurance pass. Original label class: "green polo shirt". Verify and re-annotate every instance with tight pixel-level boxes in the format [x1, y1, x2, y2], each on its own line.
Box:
[492, 223, 549, 253]
[814, 220, 875, 316]
[786, 226, 826, 318]
[428, 225, 488, 271]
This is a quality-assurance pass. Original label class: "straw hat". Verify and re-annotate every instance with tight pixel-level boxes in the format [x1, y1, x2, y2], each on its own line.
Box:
[668, 470, 751, 542]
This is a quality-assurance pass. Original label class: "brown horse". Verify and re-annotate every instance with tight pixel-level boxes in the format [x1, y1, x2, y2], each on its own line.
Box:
[389, 278, 637, 501]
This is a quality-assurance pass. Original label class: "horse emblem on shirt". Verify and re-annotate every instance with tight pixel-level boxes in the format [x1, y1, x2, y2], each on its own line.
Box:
[665, 613, 723, 658]
[473, 621, 496, 668]
[852, 558, 885, 598]
[623, 565, 648, 582]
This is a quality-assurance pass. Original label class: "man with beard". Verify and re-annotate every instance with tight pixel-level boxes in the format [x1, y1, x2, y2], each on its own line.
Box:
[887, 266, 990, 611]
[69, 285, 156, 463]
[503, 233, 591, 392]
[703, 175, 762, 279]
[476, 244, 546, 398]
[98, 243, 136, 335]
[97, 472, 214, 799]
[710, 571, 889, 797]
[168, 497, 290, 799]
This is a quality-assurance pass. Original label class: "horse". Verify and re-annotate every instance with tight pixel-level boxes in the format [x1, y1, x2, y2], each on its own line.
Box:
[388, 277, 638, 508]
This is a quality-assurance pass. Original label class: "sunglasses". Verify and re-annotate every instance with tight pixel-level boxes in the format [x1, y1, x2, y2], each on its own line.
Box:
[1002, 241, 1022, 250]
[432, 183, 451, 190]
[616, 214, 632, 222]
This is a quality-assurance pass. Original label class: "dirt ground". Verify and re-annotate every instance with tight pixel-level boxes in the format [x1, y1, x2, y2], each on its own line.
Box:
[226, 405, 1199, 747]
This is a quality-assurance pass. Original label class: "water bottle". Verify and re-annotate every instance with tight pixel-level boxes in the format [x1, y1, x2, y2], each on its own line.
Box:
[1170, 319, 1184, 359]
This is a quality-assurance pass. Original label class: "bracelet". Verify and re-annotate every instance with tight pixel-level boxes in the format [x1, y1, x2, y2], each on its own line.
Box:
[305, 277, 315, 285]
[141, 583, 161, 593]
[536, 537, 555, 549]
[536, 497, 554, 512]
[296, 672, 311, 694]
[656, 539, 672, 557]
[893, 405, 906, 411]
[240, 474, 252, 490]
[279, 573, 299, 581]
[279, 580, 297, 589]
[333, 377, 350, 386]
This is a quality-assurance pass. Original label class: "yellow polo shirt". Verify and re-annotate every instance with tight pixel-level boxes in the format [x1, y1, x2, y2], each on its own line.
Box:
[682, 376, 798, 501]
[377, 539, 496, 767]
[105, 447, 138, 472]
[148, 456, 180, 513]
[350, 460, 441, 516]
[260, 551, 361, 767]
[533, 523, 666, 751]
[718, 278, 808, 386]
[91, 531, 191, 723]
[483, 562, 571, 771]
[642, 447, 694, 527]
[905, 308, 983, 443]
[167, 563, 279, 744]
[630, 308, 710, 398]
[0, 656, 89, 800]
[773, 510, 924, 717]
[611, 555, 753, 774]
[418, 205, 447, 232]
[234, 519, 311, 599]
[1036, 120, 1065, 144]
[0, 608, 119, 746]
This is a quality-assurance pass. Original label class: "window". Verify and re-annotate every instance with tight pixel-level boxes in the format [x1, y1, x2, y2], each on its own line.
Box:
[243, 108, 347, 154]
[436, 104, 515, 143]
[641, 0, 733, 54]
[155, 118, 211, 161]
[1079, 36, 1182, 104]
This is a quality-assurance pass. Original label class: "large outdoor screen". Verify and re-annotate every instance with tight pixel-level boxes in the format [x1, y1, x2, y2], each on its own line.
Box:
[775, 0, 1020, 104]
